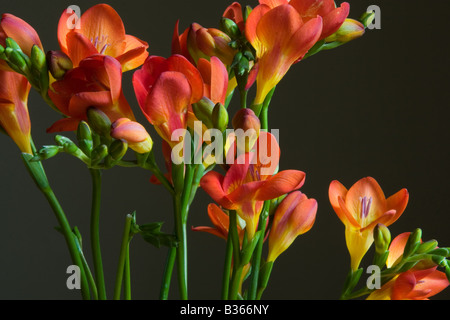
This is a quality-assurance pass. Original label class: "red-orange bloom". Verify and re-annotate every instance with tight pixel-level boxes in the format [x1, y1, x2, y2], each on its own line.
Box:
[192, 203, 245, 244]
[246, 3, 323, 105]
[47, 54, 135, 132]
[223, 2, 245, 32]
[0, 13, 43, 71]
[0, 69, 32, 154]
[57, 4, 148, 71]
[200, 131, 305, 239]
[329, 177, 409, 271]
[197, 56, 229, 105]
[132, 54, 203, 147]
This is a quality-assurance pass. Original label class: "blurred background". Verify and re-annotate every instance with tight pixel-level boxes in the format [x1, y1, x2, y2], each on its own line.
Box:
[1, 0, 449, 300]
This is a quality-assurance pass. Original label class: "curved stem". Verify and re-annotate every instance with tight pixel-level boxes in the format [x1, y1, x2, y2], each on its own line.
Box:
[89, 168, 106, 300]
[22, 152, 91, 299]
[221, 231, 234, 300]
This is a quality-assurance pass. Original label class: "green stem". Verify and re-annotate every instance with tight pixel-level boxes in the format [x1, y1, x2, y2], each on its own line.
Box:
[248, 201, 270, 300]
[173, 193, 188, 300]
[113, 214, 133, 300]
[260, 87, 276, 131]
[221, 231, 234, 300]
[229, 265, 244, 300]
[124, 244, 131, 300]
[22, 153, 91, 299]
[89, 168, 106, 300]
[159, 246, 177, 300]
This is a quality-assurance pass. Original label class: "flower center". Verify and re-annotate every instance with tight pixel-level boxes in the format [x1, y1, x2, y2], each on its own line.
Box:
[359, 196, 372, 219]
[91, 35, 110, 54]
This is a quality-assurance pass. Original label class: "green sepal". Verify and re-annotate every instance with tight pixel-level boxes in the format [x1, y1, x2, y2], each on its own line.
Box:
[21, 153, 50, 191]
[240, 230, 262, 266]
[32, 145, 62, 161]
[341, 268, 363, 298]
[90, 144, 108, 167]
[416, 240, 439, 254]
[403, 228, 422, 258]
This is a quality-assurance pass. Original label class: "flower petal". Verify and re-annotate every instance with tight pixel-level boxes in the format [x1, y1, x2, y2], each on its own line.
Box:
[256, 170, 305, 201]
[200, 171, 235, 209]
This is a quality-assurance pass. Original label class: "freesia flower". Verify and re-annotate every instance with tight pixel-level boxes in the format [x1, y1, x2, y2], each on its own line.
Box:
[111, 118, 153, 154]
[200, 131, 305, 239]
[47, 54, 135, 132]
[192, 203, 245, 245]
[223, 2, 245, 32]
[57, 4, 148, 71]
[196, 57, 229, 106]
[366, 267, 449, 300]
[267, 191, 317, 262]
[0, 69, 32, 154]
[132, 54, 203, 148]
[329, 177, 409, 271]
[0, 13, 43, 71]
[246, 3, 323, 105]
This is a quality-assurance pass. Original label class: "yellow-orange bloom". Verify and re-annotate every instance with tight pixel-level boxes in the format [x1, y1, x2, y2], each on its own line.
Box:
[0, 69, 32, 154]
[111, 118, 153, 154]
[267, 191, 317, 262]
[329, 177, 409, 271]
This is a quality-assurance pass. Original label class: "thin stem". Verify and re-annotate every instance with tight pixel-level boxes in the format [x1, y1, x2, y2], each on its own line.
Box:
[260, 87, 276, 131]
[124, 244, 131, 300]
[248, 201, 270, 300]
[89, 168, 106, 300]
[221, 231, 234, 300]
[113, 214, 133, 300]
[22, 152, 91, 300]
[159, 246, 177, 300]
[173, 193, 188, 299]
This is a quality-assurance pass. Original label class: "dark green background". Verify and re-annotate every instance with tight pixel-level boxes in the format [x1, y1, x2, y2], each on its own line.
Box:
[0, 0, 449, 300]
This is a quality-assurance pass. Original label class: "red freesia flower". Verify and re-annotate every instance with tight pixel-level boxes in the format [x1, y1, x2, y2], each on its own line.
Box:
[132, 54, 203, 147]
[47, 54, 135, 132]
[200, 131, 305, 239]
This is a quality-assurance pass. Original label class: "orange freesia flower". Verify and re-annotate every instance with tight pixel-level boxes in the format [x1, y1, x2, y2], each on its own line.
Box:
[366, 267, 449, 300]
[200, 131, 305, 239]
[329, 177, 409, 271]
[246, 3, 323, 105]
[47, 54, 135, 132]
[267, 191, 317, 262]
[259, 0, 350, 40]
[132, 54, 203, 148]
[57, 4, 148, 71]
[0, 69, 32, 154]
[0, 13, 43, 71]
[192, 203, 245, 244]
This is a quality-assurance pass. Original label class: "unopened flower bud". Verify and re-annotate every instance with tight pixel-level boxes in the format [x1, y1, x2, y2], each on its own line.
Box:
[77, 121, 93, 155]
[109, 139, 128, 161]
[374, 224, 391, 255]
[87, 107, 111, 136]
[219, 17, 241, 39]
[212, 103, 228, 132]
[403, 228, 422, 258]
[232, 108, 260, 153]
[91, 144, 108, 166]
[325, 19, 365, 44]
[416, 240, 439, 254]
[192, 98, 215, 129]
[34, 145, 61, 160]
[194, 26, 237, 66]
[46, 50, 73, 80]
[360, 11, 376, 29]
[111, 118, 153, 154]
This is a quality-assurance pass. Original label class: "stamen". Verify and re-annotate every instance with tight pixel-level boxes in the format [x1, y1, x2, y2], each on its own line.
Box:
[360, 196, 372, 219]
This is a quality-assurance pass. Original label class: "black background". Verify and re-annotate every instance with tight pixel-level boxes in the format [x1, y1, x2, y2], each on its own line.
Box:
[0, 0, 449, 300]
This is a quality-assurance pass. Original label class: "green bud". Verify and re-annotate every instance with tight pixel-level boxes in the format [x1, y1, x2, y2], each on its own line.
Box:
[359, 11, 376, 29]
[431, 255, 447, 267]
[46, 50, 73, 80]
[219, 17, 241, 39]
[86, 107, 111, 136]
[212, 103, 228, 132]
[35, 145, 61, 160]
[0, 44, 5, 56]
[244, 5, 252, 21]
[243, 50, 255, 62]
[416, 239, 439, 254]
[109, 139, 128, 161]
[5, 47, 29, 75]
[91, 144, 108, 166]
[373, 224, 391, 255]
[55, 135, 79, 154]
[31, 45, 46, 72]
[76, 121, 93, 155]
[236, 55, 249, 76]
[445, 265, 450, 283]
[192, 98, 215, 128]
[5, 38, 21, 51]
[230, 51, 243, 69]
[429, 248, 450, 258]
[403, 228, 422, 258]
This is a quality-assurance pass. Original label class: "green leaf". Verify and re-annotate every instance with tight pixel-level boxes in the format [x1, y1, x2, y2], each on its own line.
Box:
[138, 222, 178, 249]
